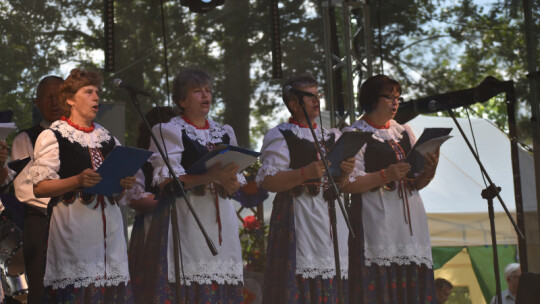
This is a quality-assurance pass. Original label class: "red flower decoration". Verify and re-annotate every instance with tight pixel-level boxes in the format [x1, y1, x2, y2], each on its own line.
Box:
[391, 282, 397, 289]
[164, 300, 171, 304]
[211, 282, 218, 291]
[427, 295, 433, 301]
[243, 215, 261, 230]
[368, 284, 375, 291]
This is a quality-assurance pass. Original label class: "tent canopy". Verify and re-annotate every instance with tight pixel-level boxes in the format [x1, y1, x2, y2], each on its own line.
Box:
[407, 115, 535, 247]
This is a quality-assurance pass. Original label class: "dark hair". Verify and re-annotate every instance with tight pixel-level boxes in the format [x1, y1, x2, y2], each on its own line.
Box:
[358, 74, 402, 114]
[136, 106, 178, 149]
[36, 76, 63, 101]
[435, 278, 453, 290]
[282, 73, 318, 112]
[58, 69, 102, 117]
[171, 67, 212, 111]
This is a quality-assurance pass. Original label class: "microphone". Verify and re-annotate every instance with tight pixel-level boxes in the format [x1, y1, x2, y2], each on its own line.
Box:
[427, 99, 467, 111]
[113, 79, 151, 96]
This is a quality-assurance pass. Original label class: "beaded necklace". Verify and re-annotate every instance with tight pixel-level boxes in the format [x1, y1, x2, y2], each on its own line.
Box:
[182, 115, 209, 130]
[61, 116, 95, 133]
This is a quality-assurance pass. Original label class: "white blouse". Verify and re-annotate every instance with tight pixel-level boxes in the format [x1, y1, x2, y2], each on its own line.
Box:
[148, 116, 245, 285]
[344, 119, 433, 268]
[256, 123, 349, 279]
[29, 120, 131, 289]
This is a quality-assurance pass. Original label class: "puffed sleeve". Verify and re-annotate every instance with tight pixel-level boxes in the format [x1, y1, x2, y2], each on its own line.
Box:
[223, 124, 247, 186]
[148, 122, 185, 186]
[341, 126, 368, 183]
[255, 127, 290, 185]
[28, 129, 60, 185]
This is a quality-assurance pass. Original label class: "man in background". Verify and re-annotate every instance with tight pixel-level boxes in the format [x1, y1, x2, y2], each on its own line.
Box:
[490, 263, 521, 304]
[11, 75, 63, 304]
[435, 277, 453, 304]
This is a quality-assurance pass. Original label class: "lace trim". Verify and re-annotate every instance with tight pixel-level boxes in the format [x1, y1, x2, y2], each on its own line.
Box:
[171, 116, 227, 147]
[152, 163, 185, 186]
[350, 119, 405, 143]
[2, 168, 16, 186]
[126, 185, 149, 202]
[276, 122, 333, 142]
[365, 255, 433, 269]
[28, 165, 59, 185]
[44, 260, 130, 289]
[168, 259, 243, 286]
[348, 167, 366, 183]
[255, 164, 290, 185]
[50, 120, 111, 148]
[236, 173, 247, 186]
[296, 256, 349, 279]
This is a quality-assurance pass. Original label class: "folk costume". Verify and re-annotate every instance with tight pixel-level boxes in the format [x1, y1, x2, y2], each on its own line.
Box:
[29, 119, 133, 303]
[257, 121, 349, 304]
[145, 116, 245, 303]
[345, 119, 436, 304]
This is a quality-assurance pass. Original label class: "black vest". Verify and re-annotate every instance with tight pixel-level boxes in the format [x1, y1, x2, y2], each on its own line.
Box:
[363, 130, 423, 178]
[49, 128, 116, 207]
[21, 124, 45, 148]
[180, 129, 230, 170]
[279, 128, 336, 198]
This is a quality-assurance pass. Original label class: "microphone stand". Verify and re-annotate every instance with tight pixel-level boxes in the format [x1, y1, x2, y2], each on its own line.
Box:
[445, 107, 524, 304]
[296, 95, 355, 304]
[125, 92, 218, 304]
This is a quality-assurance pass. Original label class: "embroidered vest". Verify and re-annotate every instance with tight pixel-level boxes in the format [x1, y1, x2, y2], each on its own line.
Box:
[49, 129, 116, 207]
[279, 129, 335, 196]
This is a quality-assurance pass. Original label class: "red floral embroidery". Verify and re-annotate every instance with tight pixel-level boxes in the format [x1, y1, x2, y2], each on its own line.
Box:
[391, 282, 397, 289]
[368, 284, 375, 291]
[211, 282, 218, 291]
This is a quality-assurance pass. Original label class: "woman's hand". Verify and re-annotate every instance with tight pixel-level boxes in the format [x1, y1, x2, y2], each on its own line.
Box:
[207, 162, 241, 195]
[77, 168, 102, 188]
[385, 162, 411, 182]
[303, 160, 327, 180]
[423, 147, 440, 176]
[120, 175, 137, 190]
[339, 158, 356, 176]
[338, 157, 356, 186]
[0, 141, 8, 167]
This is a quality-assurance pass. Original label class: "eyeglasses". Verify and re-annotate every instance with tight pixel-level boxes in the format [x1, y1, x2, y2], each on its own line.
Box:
[379, 95, 404, 103]
[303, 92, 323, 101]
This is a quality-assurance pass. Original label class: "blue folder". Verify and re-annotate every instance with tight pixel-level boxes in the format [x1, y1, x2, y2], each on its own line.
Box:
[83, 146, 153, 196]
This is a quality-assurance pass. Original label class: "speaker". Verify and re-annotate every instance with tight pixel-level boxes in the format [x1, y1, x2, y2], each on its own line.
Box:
[516, 272, 540, 304]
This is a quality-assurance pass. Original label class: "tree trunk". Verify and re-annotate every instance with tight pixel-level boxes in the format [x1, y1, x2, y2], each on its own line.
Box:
[221, 0, 251, 148]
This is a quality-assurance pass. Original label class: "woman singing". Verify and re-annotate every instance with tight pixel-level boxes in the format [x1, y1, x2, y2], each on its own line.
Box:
[30, 68, 135, 303]
[342, 75, 439, 303]
[145, 67, 245, 303]
[258, 73, 355, 304]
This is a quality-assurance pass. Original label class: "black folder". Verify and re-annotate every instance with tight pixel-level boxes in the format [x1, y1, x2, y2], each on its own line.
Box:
[326, 131, 372, 178]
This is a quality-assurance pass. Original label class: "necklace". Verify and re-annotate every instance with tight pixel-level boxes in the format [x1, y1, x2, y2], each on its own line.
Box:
[362, 115, 389, 129]
[289, 117, 317, 129]
[182, 115, 209, 130]
[61, 116, 95, 133]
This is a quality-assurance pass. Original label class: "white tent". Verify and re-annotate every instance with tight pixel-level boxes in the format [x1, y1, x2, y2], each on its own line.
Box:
[407, 115, 533, 247]
[407, 115, 535, 304]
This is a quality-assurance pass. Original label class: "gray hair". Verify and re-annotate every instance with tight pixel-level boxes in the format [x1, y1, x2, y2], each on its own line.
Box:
[504, 263, 520, 279]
